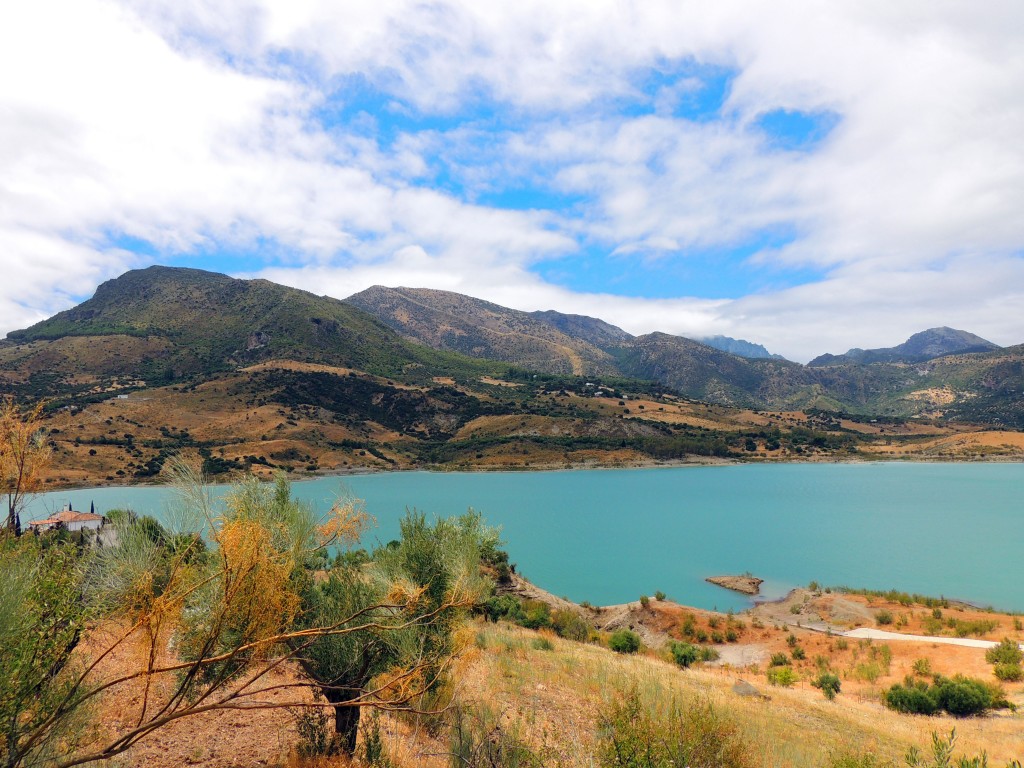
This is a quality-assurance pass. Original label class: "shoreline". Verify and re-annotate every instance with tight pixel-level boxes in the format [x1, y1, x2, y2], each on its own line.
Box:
[36, 454, 1024, 494]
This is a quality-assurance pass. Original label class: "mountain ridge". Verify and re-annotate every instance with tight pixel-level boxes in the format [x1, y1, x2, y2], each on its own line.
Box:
[808, 327, 1000, 366]
[4, 266, 1023, 427]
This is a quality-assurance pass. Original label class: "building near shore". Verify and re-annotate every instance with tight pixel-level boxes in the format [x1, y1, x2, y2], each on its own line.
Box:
[28, 504, 106, 532]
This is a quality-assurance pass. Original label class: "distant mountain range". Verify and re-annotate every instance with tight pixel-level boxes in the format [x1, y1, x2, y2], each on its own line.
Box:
[808, 327, 999, 366]
[2, 267, 1022, 427]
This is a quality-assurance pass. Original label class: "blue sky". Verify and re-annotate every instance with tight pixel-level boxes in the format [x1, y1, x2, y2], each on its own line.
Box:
[2, 1, 1024, 361]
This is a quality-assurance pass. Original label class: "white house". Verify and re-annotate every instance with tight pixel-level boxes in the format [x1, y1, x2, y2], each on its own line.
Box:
[28, 504, 106, 532]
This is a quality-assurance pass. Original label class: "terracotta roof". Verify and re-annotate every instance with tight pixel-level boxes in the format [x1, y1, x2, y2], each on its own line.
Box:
[29, 510, 105, 526]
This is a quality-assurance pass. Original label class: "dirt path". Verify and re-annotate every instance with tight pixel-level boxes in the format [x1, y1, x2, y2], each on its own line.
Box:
[843, 627, 1023, 650]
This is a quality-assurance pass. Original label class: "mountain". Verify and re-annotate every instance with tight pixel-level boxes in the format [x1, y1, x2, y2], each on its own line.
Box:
[346, 285, 1024, 423]
[699, 335, 786, 360]
[4, 268, 1022, 431]
[2, 265, 1024, 489]
[0, 266, 496, 398]
[345, 286, 625, 376]
[808, 327, 1000, 366]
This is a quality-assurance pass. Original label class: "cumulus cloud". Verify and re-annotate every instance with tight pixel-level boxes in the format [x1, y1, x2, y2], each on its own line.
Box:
[1, 0, 1023, 361]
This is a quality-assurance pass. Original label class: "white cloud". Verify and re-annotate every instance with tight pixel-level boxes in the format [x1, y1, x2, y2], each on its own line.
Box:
[1, 0, 1022, 363]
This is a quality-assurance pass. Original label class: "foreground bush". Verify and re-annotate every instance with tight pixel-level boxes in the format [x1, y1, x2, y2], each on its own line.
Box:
[597, 688, 751, 768]
[831, 727, 1024, 767]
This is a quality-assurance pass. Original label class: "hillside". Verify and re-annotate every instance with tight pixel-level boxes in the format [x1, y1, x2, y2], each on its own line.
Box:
[345, 285, 624, 376]
[2, 266, 1023, 489]
[346, 288, 1024, 425]
[87, 577, 1024, 767]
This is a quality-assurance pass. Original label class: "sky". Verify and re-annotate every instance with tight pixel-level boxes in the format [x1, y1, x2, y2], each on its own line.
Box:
[2, 1, 1023, 363]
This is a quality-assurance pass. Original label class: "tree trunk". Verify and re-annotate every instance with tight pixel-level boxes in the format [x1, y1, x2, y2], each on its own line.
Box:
[324, 689, 360, 756]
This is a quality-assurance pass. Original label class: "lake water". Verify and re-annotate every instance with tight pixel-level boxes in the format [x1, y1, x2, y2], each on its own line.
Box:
[25, 463, 1024, 613]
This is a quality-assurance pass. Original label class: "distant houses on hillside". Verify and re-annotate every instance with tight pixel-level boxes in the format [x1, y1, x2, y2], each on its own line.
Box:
[28, 503, 106, 533]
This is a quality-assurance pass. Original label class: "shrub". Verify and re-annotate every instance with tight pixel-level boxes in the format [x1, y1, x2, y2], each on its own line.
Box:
[813, 672, 841, 701]
[726, 629, 739, 643]
[786, 633, 798, 648]
[609, 629, 641, 654]
[708, 616, 721, 629]
[912, 658, 932, 677]
[885, 675, 1007, 717]
[854, 662, 883, 684]
[985, 637, 1023, 666]
[791, 646, 806, 661]
[669, 642, 719, 669]
[875, 610, 894, 626]
[884, 680, 939, 715]
[520, 600, 552, 630]
[769, 652, 790, 668]
[654, 590, 666, 601]
[711, 631, 725, 644]
[993, 663, 1023, 682]
[671, 642, 700, 668]
[766, 666, 798, 687]
[950, 618, 998, 637]
[551, 609, 590, 642]
[934, 677, 992, 717]
[639, 595, 650, 609]
[596, 688, 752, 768]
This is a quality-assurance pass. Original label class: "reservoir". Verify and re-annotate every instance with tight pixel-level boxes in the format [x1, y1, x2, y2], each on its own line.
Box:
[24, 463, 1024, 613]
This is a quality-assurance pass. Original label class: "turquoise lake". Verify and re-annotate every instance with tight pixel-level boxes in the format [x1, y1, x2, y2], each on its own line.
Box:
[24, 463, 1024, 613]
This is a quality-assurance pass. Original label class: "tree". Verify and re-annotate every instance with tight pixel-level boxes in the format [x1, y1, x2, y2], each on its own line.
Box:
[291, 510, 495, 755]
[0, 399, 52, 536]
[0, 535, 88, 767]
[0, 464, 494, 766]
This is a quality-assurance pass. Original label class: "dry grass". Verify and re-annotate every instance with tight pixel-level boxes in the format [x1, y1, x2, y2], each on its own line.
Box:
[449, 618, 1024, 767]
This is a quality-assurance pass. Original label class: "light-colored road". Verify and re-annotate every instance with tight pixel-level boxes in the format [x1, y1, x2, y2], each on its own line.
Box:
[843, 627, 1023, 650]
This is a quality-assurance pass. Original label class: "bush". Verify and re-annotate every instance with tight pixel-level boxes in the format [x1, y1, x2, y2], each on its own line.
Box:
[813, 672, 841, 701]
[933, 677, 992, 717]
[520, 600, 552, 630]
[769, 652, 790, 667]
[885, 679, 939, 715]
[609, 629, 641, 654]
[639, 595, 650, 609]
[791, 646, 806, 661]
[985, 637, 1023, 666]
[875, 610, 894, 626]
[993, 663, 1023, 682]
[766, 667, 798, 687]
[671, 642, 700, 668]
[669, 642, 719, 668]
[654, 590, 666, 601]
[596, 688, 752, 768]
[551, 609, 590, 642]
[885, 675, 1007, 717]
[912, 658, 932, 677]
